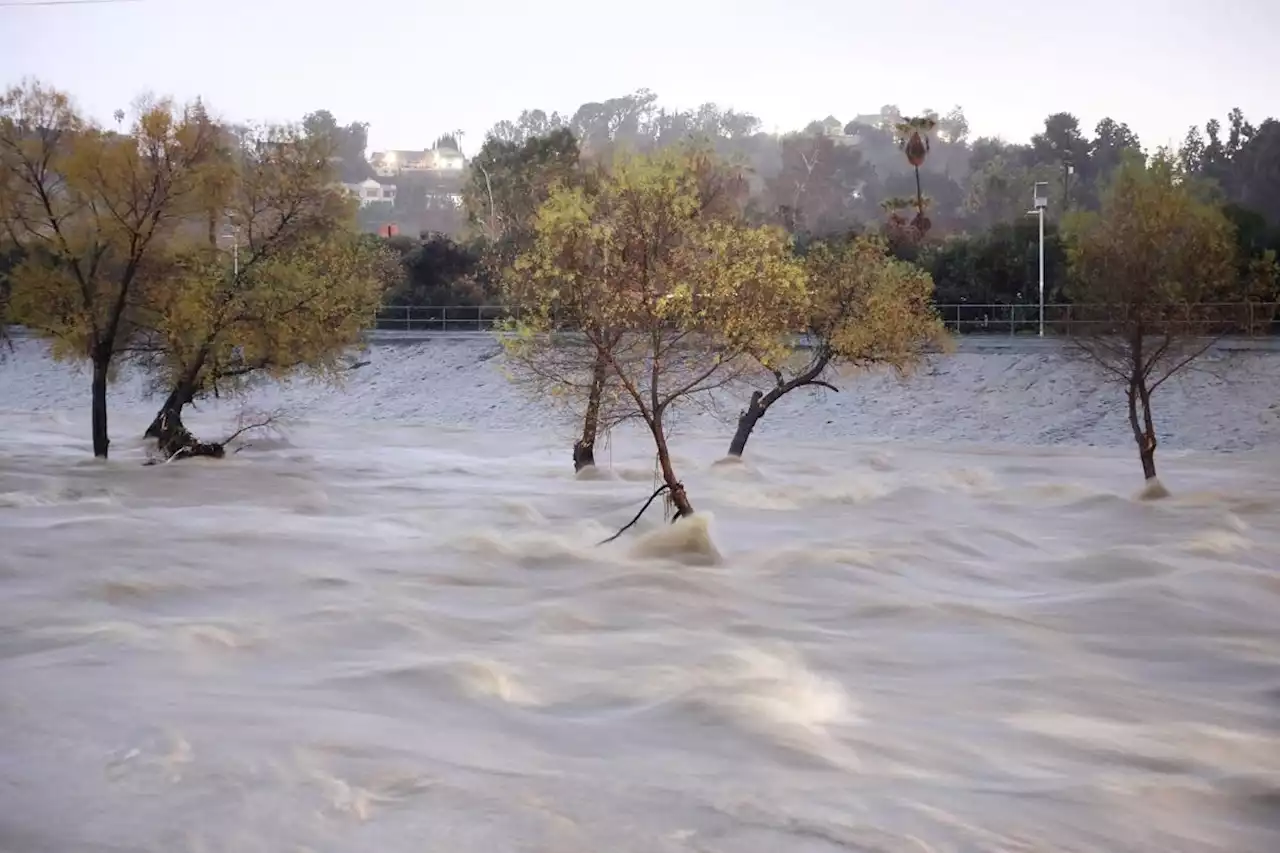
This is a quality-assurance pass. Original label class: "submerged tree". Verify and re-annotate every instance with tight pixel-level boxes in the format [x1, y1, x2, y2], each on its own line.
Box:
[1, 81, 223, 457]
[728, 235, 948, 457]
[134, 123, 395, 459]
[504, 147, 806, 517]
[1063, 153, 1239, 488]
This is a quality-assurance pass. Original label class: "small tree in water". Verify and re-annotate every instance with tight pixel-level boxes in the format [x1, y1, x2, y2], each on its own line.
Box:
[501, 144, 751, 474]
[133, 123, 396, 459]
[728, 234, 948, 458]
[504, 147, 806, 518]
[1063, 152, 1239, 489]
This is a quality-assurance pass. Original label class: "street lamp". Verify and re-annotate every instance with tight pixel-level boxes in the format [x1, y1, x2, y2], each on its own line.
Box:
[219, 210, 240, 278]
[1027, 181, 1049, 337]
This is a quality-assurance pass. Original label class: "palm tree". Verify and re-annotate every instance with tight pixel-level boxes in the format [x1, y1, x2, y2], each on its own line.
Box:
[895, 116, 938, 234]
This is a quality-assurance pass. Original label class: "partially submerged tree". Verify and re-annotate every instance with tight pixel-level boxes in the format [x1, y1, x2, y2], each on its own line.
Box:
[505, 147, 806, 516]
[142, 233, 394, 460]
[0, 81, 222, 457]
[134, 123, 394, 459]
[1063, 153, 1239, 487]
[728, 235, 948, 457]
[502, 144, 753, 474]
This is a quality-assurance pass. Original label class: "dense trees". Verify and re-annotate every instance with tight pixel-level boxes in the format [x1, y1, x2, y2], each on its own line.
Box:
[295, 90, 1279, 317]
[449, 92, 1277, 317]
[1, 81, 398, 459]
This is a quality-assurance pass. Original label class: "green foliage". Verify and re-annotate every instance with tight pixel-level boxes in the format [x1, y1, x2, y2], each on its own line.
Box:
[923, 220, 1068, 305]
[1, 81, 401, 456]
[302, 109, 374, 182]
[463, 128, 581, 241]
[380, 233, 489, 307]
[1064, 153, 1238, 323]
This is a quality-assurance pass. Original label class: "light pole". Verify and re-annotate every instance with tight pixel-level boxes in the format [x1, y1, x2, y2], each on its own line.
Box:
[220, 211, 240, 278]
[1027, 181, 1049, 337]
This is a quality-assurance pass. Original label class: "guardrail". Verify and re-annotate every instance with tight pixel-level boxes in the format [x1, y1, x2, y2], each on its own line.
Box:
[375, 303, 1280, 337]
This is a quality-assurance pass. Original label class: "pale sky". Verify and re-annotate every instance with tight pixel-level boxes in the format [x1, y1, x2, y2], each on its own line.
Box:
[2, 0, 1276, 155]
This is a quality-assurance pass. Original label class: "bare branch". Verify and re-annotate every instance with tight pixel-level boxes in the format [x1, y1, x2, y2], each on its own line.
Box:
[218, 407, 288, 448]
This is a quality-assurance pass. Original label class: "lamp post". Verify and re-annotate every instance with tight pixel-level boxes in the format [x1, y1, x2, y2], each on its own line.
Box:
[1027, 181, 1049, 337]
[220, 210, 240, 279]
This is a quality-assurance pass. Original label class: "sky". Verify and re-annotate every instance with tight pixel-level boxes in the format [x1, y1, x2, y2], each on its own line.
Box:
[1, 0, 1276, 155]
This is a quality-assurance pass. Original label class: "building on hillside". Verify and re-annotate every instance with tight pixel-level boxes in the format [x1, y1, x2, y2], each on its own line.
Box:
[343, 179, 396, 207]
[371, 150, 430, 177]
[369, 145, 466, 177]
[430, 146, 466, 172]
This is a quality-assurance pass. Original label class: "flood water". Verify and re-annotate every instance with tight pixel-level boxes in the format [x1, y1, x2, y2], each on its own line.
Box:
[2, 412, 1279, 852]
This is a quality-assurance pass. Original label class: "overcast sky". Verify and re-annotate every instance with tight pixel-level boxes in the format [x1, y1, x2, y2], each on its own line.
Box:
[2, 0, 1276, 154]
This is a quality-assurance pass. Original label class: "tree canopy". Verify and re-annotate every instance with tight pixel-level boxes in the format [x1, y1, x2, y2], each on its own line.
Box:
[1062, 153, 1240, 485]
[1, 80, 399, 459]
[504, 146, 807, 516]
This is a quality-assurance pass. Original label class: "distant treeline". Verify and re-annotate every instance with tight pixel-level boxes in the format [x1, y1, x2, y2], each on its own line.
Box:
[356, 91, 1279, 311]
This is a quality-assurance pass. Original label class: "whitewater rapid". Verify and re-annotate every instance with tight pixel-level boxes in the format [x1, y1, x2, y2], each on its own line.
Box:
[1, 337, 1279, 852]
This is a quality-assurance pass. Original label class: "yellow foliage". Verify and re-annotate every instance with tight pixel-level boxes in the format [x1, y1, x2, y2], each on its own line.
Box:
[506, 147, 807, 420]
[805, 234, 949, 374]
[1, 81, 223, 361]
[2, 80, 397, 455]
[144, 234, 391, 395]
[134, 123, 386, 395]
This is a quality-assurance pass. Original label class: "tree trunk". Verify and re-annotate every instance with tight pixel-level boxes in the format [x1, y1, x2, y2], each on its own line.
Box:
[572, 440, 596, 472]
[650, 414, 693, 520]
[727, 391, 766, 457]
[145, 381, 197, 439]
[152, 400, 226, 462]
[1127, 379, 1158, 481]
[914, 165, 924, 220]
[91, 354, 110, 459]
[573, 354, 608, 472]
[726, 353, 833, 459]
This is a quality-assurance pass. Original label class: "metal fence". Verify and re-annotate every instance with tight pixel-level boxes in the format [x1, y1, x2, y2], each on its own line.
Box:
[373, 303, 1280, 337]
[374, 304, 509, 331]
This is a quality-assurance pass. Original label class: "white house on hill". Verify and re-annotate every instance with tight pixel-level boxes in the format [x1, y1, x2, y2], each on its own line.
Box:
[343, 179, 396, 207]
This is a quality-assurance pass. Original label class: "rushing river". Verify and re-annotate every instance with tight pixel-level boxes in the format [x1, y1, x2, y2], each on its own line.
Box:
[2, 404, 1279, 852]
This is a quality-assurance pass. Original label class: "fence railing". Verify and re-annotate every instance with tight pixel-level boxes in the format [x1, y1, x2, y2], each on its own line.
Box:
[373, 303, 1280, 337]
[375, 304, 509, 331]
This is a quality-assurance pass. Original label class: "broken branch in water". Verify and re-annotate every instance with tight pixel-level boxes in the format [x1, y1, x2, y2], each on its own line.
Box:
[598, 483, 673, 545]
[219, 409, 286, 447]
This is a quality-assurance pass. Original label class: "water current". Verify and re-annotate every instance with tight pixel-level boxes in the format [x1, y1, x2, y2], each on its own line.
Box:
[2, 403, 1279, 852]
